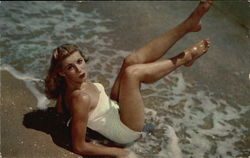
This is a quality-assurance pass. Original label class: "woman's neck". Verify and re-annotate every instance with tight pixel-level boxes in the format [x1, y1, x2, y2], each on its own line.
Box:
[66, 80, 87, 92]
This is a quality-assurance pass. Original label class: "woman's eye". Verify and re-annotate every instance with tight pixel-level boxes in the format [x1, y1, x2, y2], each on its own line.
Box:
[67, 66, 73, 70]
[77, 59, 83, 64]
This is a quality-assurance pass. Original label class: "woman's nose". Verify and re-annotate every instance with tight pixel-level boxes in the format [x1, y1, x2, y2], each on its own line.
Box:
[75, 65, 82, 73]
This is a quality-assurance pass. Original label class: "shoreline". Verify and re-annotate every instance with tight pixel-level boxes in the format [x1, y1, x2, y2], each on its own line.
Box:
[1, 70, 79, 158]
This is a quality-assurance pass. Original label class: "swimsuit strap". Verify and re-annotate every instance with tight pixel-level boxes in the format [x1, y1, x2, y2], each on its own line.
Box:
[66, 117, 71, 127]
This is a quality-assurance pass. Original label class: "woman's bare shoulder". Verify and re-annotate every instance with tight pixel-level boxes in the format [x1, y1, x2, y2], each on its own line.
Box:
[69, 90, 91, 111]
[69, 90, 90, 122]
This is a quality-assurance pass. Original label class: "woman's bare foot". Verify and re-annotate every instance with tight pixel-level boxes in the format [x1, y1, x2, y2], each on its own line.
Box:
[184, 39, 211, 66]
[184, 0, 213, 32]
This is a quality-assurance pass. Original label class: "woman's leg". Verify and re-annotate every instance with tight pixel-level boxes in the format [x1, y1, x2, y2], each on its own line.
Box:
[118, 39, 210, 131]
[110, 0, 213, 101]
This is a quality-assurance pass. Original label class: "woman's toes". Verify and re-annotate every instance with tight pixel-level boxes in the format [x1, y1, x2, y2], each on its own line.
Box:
[207, 40, 211, 47]
[205, 39, 211, 48]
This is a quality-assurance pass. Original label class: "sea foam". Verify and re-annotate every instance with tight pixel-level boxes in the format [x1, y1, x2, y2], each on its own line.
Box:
[1, 65, 49, 110]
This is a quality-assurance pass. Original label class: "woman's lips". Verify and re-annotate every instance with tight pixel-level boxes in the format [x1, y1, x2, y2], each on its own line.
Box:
[79, 73, 85, 79]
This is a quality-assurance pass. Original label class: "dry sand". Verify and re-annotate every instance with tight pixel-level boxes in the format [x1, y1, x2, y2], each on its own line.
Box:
[1, 70, 80, 158]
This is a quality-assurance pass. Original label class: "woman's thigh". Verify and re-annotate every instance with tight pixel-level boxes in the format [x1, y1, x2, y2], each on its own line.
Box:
[110, 53, 140, 101]
[118, 65, 145, 132]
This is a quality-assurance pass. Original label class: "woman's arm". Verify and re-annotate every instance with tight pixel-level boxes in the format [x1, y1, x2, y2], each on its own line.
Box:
[69, 91, 128, 157]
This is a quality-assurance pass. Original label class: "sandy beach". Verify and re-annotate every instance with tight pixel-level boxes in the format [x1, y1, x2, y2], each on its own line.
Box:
[1, 70, 80, 158]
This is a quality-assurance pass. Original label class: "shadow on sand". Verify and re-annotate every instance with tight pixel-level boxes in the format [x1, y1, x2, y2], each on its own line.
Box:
[23, 107, 72, 151]
[23, 107, 123, 158]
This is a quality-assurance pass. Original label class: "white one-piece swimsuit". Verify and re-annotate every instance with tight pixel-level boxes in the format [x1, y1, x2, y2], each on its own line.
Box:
[87, 83, 142, 144]
[68, 83, 142, 145]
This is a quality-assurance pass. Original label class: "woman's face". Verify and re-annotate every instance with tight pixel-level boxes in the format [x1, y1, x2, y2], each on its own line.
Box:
[59, 51, 88, 83]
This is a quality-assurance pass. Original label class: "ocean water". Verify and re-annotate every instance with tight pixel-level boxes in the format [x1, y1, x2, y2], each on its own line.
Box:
[1, 1, 250, 158]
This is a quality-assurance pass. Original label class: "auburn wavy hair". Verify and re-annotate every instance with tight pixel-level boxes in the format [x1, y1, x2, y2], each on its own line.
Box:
[45, 44, 88, 100]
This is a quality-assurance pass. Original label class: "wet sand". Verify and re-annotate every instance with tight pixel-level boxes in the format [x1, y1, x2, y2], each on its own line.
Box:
[1, 70, 79, 158]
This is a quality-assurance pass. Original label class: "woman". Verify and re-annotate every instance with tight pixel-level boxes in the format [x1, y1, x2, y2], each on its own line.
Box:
[45, 0, 213, 157]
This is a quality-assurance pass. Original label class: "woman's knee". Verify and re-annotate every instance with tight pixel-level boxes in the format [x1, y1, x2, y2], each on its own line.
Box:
[124, 65, 156, 84]
[123, 65, 142, 80]
[124, 53, 140, 67]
